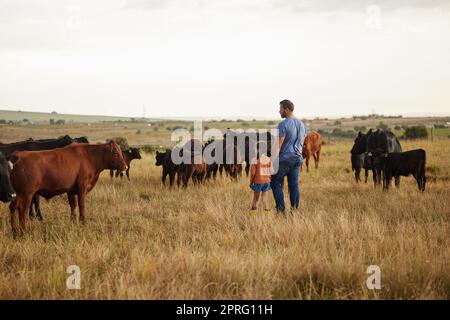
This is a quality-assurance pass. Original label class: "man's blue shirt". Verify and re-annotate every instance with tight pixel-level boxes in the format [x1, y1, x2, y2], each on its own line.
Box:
[277, 117, 306, 162]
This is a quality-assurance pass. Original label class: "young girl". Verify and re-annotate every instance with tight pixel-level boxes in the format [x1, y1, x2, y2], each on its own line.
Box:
[249, 142, 272, 211]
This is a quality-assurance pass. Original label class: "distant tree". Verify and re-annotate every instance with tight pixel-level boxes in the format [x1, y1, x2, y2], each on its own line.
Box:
[55, 119, 65, 125]
[334, 120, 342, 126]
[0, 119, 6, 124]
[394, 125, 401, 131]
[404, 125, 428, 139]
[354, 126, 366, 132]
[136, 129, 142, 134]
[267, 120, 276, 125]
[49, 119, 55, 125]
[51, 111, 58, 114]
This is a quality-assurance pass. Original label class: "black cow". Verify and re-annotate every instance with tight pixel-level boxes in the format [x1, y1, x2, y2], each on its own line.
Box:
[350, 132, 374, 183]
[155, 150, 181, 188]
[0, 135, 89, 220]
[110, 147, 142, 180]
[366, 129, 402, 186]
[0, 152, 16, 203]
[372, 149, 426, 192]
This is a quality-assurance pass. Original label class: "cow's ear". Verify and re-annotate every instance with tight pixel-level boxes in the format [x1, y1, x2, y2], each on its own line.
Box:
[6, 155, 20, 169]
[358, 131, 361, 137]
[109, 140, 115, 151]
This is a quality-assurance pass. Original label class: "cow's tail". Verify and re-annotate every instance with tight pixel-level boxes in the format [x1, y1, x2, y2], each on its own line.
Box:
[420, 149, 427, 192]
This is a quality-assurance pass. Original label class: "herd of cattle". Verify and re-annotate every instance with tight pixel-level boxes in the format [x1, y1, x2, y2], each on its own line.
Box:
[0, 127, 426, 237]
[350, 129, 426, 191]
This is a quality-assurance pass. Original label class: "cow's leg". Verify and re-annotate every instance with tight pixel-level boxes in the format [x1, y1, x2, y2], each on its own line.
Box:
[354, 167, 361, 183]
[219, 164, 224, 177]
[200, 170, 207, 184]
[9, 198, 19, 238]
[364, 169, 369, 183]
[34, 195, 43, 221]
[312, 153, 318, 169]
[384, 173, 391, 191]
[162, 168, 168, 185]
[17, 194, 33, 236]
[305, 155, 310, 172]
[394, 176, 400, 189]
[77, 190, 87, 224]
[315, 148, 321, 169]
[183, 168, 193, 188]
[29, 195, 36, 220]
[119, 172, 124, 179]
[176, 169, 182, 187]
[68, 193, 78, 221]
[169, 171, 175, 188]
[110, 169, 114, 179]
[126, 166, 130, 181]
[115, 170, 120, 178]
[245, 163, 250, 177]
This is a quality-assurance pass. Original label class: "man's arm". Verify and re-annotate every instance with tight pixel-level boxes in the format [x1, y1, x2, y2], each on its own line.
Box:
[249, 163, 256, 185]
[278, 136, 285, 150]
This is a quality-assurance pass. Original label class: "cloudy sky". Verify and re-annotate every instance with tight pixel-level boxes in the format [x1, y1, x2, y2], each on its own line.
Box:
[1, 0, 449, 119]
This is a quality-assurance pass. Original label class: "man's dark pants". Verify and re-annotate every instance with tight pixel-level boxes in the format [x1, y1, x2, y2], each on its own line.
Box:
[270, 156, 302, 213]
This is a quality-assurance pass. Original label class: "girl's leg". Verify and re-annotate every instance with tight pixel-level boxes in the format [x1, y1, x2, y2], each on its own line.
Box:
[252, 191, 261, 210]
[262, 191, 270, 211]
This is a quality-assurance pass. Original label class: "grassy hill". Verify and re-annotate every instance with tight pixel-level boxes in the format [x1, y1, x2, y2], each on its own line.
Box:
[0, 109, 141, 124]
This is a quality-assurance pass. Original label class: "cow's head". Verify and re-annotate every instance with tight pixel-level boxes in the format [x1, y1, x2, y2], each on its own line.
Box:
[350, 131, 367, 154]
[106, 140, 127, 172]
[155, 150, 167, 166]
[369, 149, 388, 168]
[128, 147, 142, 160]
[0, 153, 18, 203]
[73, 136, 89, 144]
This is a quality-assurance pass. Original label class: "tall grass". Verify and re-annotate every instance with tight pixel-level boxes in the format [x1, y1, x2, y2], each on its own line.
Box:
[0, 139, 448, 299]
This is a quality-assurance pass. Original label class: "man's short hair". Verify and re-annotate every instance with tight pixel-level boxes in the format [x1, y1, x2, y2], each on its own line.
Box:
[280, 99, 294, 111]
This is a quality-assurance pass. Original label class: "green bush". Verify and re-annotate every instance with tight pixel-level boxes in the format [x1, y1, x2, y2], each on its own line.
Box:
[376, 122, 388, 130]
[404, 125, 428, 139]
[113, 137, 129, 150]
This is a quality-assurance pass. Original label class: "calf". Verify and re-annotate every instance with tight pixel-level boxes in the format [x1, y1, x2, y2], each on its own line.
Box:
[0, 152, 16, 202]
[372, 149, 426, 192]
[110, 147, 142, 180]
[8, 140, 127, 237]
[302, 131, 322, 172]
[155, 150, 180, 187]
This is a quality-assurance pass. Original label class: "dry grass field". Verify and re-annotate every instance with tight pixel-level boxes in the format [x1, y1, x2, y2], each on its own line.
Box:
[0, 129, 449, 299]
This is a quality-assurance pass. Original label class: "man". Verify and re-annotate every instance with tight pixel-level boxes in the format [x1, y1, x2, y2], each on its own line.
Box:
[271, 99, 306, 213]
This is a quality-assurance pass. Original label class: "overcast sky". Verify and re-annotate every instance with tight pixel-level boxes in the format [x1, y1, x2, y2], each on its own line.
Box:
[1, 0, 449, 119]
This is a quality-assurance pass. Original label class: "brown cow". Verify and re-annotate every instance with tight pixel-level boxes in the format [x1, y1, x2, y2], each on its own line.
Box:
[177, 139, 207, 187]
[8, 140, 126, 237]
[302, 131, 322, 172]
